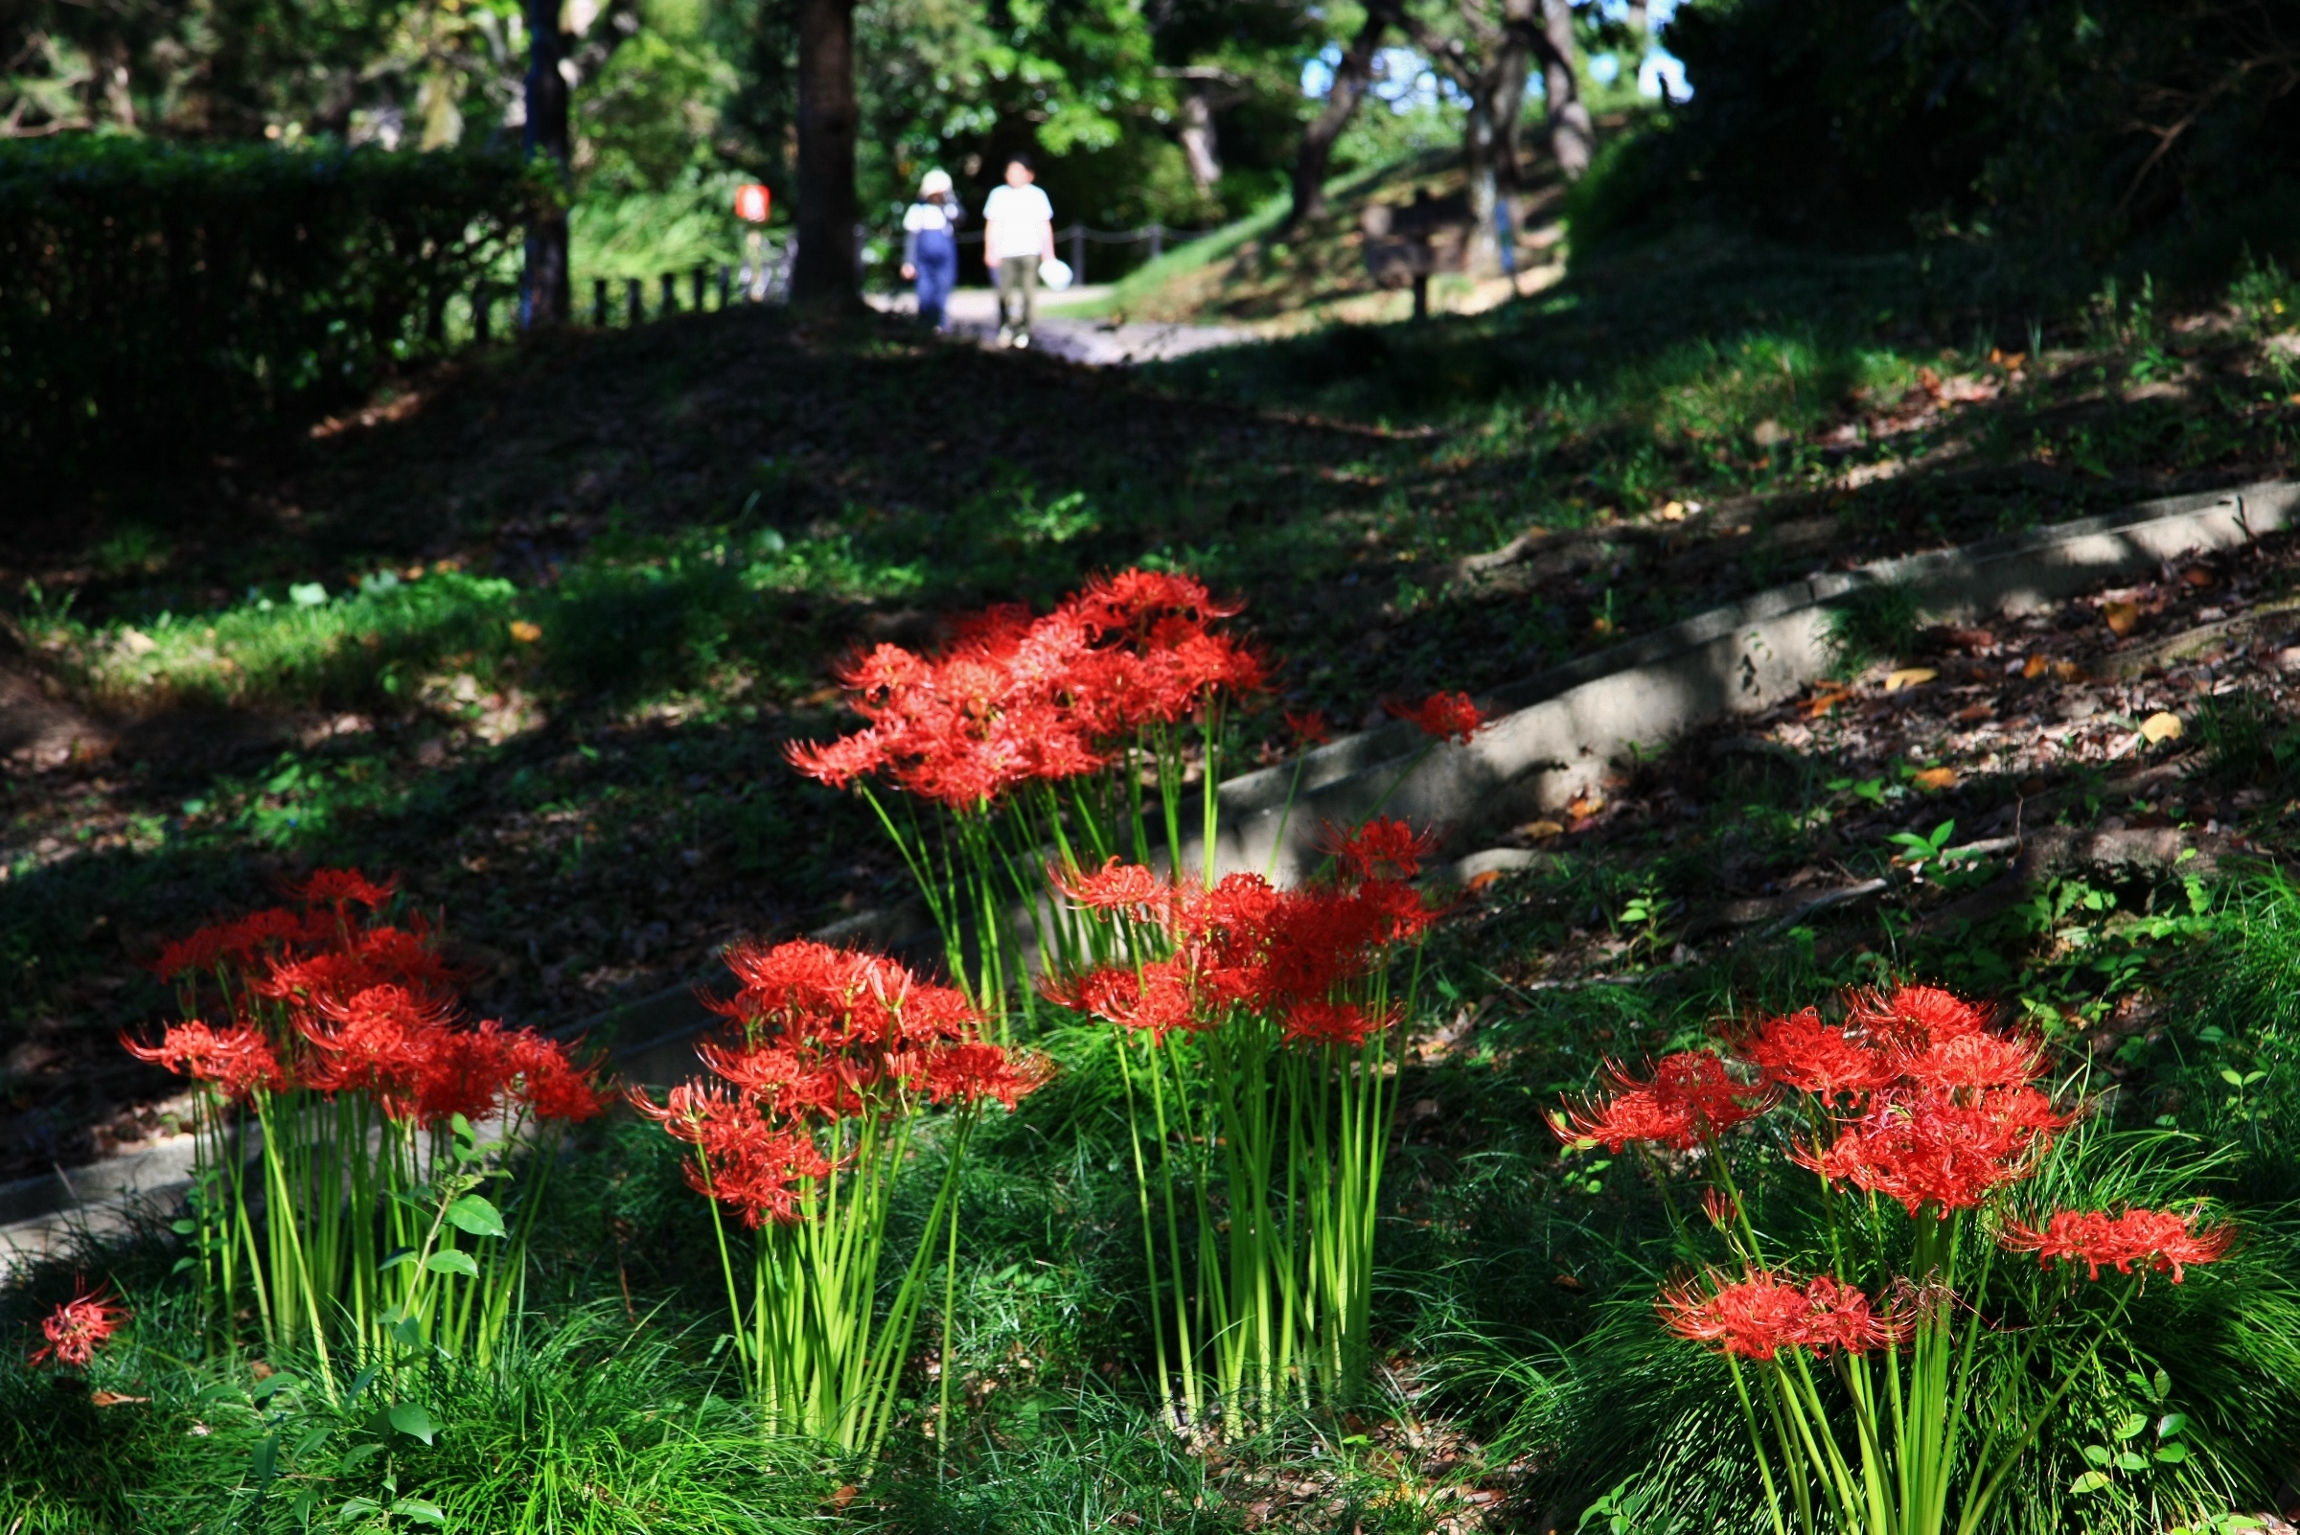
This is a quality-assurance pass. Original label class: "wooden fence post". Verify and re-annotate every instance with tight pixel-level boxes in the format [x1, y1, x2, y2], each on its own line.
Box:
[591, 279, 608, 327]
[1148, 223, 1164, 262]
[1069, 223, 1085, 283]
[626, 277, 644, 326]
[473, 284, 492, 345]
[659, 272, 678, 314]
[718, 265, 733, 309]
[691, 267, 707, 312]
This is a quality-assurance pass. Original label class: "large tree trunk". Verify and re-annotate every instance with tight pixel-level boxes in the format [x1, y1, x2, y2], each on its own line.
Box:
[1285, 7, 1386, 232]
[1463, 3, 1533, 274]
[521, 0, 571, 327]
[790, 0, 859, 309]
[1537, 0, 1594, 179]
[1179, 82, 1221, 196]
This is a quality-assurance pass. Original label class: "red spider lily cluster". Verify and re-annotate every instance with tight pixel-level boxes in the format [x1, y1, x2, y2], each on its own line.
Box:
[1042, 819, 1440, 1048]
[2001, 1206, 2237, 1283]
[30, 1283, 128, 1368]
[1659, 1271, 1907, 1360]
[1554, 984, 2237, 1381]
[124, 869, 608, 1126]
[1560, 986, 2068, 1213]
[635, 941, 1043, 1228]
[786, 569, 1269, 807]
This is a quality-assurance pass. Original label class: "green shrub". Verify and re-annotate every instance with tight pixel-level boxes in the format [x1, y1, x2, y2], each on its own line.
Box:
[0, 137, 537, 469]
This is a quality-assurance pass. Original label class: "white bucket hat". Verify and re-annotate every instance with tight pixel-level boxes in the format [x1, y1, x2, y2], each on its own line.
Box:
[919, 169, 954, 197]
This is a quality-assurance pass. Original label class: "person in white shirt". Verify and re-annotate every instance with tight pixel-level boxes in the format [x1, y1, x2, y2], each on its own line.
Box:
[900, 169, 962, 331]
[981, 153, 1055, 349]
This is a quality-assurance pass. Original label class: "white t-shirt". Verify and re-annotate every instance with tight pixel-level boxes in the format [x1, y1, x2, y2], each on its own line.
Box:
[903, 201, 958, 234]
[983, 183, 1054, 262]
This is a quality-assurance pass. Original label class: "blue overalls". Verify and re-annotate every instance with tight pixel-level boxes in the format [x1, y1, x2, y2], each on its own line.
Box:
[909, 209, 958, 330]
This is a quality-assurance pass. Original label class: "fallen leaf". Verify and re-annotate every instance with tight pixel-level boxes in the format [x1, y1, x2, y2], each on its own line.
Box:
[1801, 685, 1851, 718]
[1552, 1272, 1587, 1292]
[1952, 701, 1995, 723]
[1658, 500, 1687, 521]
[1912, 766, 1959, 790]
[2051, 659, 2086, 682]
[1515, 819, 1566, 842]
[1942, 627, 1995, 651]
[2103, 600, 2141, 637]
[2140, 711, 2184, 744]
[508, 619, 544, 644]
[1884, 667, 1938, 693]
[798, 684, 843, 706]
[828, 1485, 860, 1511]
[1465, 870, 1504, 894]
[1565, 795, 1604, 819]
[2181, 566, 2215, 587]
[89, 1391, 150, 1408]
[2022, 654, 2050, 679]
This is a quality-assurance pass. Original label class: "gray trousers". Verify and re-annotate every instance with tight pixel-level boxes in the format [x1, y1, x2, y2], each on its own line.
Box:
[995, 255, 1038, 336]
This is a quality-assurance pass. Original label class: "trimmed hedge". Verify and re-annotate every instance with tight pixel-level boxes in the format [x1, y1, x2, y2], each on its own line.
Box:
[0, 138, 542, 468]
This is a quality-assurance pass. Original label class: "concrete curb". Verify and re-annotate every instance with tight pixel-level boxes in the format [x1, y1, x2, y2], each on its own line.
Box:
[1190, 478, 2299, 884]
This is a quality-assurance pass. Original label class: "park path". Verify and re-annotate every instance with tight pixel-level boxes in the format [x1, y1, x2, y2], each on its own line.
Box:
[867, 285, 1252, 366]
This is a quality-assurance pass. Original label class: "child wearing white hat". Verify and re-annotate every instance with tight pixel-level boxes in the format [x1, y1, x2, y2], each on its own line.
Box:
[900, 169, 963, 331]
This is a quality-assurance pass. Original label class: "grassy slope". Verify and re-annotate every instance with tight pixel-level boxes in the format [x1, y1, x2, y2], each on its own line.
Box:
[8, 161, 2300, 1532]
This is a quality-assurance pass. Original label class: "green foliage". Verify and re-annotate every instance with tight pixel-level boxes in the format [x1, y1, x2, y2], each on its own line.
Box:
[1601, 0, 2300, 267]
[0, 137, 533, 469]
[0, 1298, 824, 1534]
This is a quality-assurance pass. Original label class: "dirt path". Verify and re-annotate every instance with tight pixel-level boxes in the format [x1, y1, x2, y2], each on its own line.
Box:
[869, 286, 1253, 365]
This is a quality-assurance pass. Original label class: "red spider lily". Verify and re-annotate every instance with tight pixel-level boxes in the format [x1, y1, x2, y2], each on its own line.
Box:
[1795, 1276, 1909, 1353]
[1281, 999, 1390, 1049]
[700, 941, 1031, 1116]
[1738, 1007, 1897, 1100]
[633, 1084, 837, 1228]
[1284, 708, 1332, 748]
[1659, 1271, 1904, 1360]
[910, 1040, 1049, 1107]
[1896, 1028, 2045, 1093]
[2000, 1206, 2237, 1283]
[1050, 857, 1176, 915]
[257, 922, 460, 1010]
[288, 867, 400, 911]
[1849, 984, 1991, 1056]
[1794, 1085, 2072, 1215]
[411, 1020, 520, 1128]
[785, 569, 1265, 809]
[1387, 691, 1491, 745]
[1322, 817, 1441, 884]
[1702, 1188, 1741, 1229]
[1657, 1271, 1815, 1360]
[30, 1283, 128, 1367]
[148, 906, 332, 981]
[1558, 1051, 1776, 1152]
[1046, 960, 1209, 1043]
[121, 1021, 290, 1101]
[296, 983, 454, 1117]
[508, 1032, 612, 1122]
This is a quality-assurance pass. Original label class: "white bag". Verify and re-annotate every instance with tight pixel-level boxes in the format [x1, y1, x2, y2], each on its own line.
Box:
[1038, 257, 1074, 291]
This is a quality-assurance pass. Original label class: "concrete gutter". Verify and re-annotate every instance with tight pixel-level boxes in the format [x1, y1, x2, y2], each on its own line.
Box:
[6, 477, 2291, 1271]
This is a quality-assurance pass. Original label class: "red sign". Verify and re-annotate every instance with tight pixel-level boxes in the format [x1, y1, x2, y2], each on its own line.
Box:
[734, 184, 771, 223]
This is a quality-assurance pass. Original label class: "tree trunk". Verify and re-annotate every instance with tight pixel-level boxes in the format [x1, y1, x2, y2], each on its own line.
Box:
[1286, 7, 1386, 232]
[791, 0, 860, 310]
[1179, 82, 1222, 197]
[1538, 0, 1594, 180]
[522, 0, 571, 327]
[1462, 1, 1534, 275]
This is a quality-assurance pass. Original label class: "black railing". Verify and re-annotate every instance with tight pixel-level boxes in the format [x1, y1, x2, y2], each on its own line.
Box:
[467, 221, 1206, 338]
